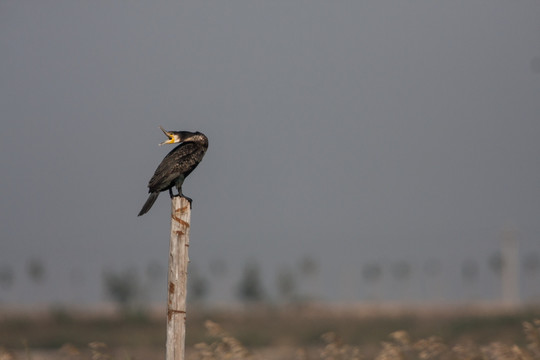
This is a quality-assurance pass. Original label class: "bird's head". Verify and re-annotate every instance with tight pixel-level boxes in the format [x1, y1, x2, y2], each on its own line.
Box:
[159, 126, 200, 146]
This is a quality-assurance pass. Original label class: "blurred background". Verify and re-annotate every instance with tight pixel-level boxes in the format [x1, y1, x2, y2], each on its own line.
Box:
[1, 0, 540, 313]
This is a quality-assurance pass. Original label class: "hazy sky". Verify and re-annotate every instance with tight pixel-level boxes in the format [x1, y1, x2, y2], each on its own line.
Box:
[1, 0, 539, 305]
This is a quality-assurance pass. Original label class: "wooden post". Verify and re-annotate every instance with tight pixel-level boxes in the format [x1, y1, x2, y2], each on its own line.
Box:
[167, 197, 191, 360]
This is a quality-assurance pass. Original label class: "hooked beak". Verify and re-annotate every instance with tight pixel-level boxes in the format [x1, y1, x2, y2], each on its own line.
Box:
[159, 126, 176, 146]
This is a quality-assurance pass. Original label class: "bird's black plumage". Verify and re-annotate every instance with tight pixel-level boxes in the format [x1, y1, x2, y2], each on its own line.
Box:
[138, 130, 208, 216]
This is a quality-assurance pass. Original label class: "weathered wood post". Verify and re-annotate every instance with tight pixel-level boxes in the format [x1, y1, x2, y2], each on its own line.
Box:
[166, 196, 191, 360]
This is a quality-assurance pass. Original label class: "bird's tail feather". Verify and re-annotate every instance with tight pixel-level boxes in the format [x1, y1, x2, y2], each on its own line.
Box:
[138, 192, 159, 216]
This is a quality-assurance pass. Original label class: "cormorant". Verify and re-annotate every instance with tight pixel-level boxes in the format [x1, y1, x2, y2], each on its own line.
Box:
[138, 127, 208, 216]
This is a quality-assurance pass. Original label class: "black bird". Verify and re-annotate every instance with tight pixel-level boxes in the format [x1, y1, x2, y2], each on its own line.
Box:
[138, 127, 208, 216]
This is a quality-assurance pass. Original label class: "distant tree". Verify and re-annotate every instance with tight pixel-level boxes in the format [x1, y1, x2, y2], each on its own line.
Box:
[362, 262, 383, 301]
[488, 252, 504, 277]
[362, 263, 382, 283]
[103, 268, 140, 310]
[461, 259, 479, 301]
[276, 266, 297, 303]
[523, 252, 540, 300]
[237, 262, 265, 303]
[391, 261, 412, 301]
[461, 259, 479, 283]
[27, 258, 46, 284]
[299, 256, 319, 278]
[298, 256, 320, 299]
[391, 261, 411, 281]
[0, 265, 14, 290]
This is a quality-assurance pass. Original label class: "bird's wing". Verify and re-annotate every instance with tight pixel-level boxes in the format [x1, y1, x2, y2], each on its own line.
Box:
[147, 143, 204, 192]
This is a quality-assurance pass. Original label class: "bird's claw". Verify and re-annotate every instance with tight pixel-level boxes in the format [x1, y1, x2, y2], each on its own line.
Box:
[168, 188, 192, 208]
[182, 195, 193, 209]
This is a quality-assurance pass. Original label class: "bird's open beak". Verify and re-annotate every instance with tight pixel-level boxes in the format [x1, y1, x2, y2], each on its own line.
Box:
[159, 126, 175, 146]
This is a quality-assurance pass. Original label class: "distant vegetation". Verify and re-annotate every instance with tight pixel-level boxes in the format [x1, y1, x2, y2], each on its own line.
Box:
[2, 250, 540, 307]
[1, 307, 540, 359]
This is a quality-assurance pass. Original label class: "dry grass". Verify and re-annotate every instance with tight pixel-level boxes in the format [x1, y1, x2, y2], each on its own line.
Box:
[1, 311, 540, 359]
[193, 321, 254, 360]
[187, 319, 540, 360]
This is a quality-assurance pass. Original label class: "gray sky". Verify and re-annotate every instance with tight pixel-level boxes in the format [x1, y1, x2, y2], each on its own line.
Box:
[1, 0, 539, 306]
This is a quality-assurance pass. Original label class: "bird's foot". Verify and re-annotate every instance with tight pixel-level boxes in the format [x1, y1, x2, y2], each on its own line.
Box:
[181, 195, 193, 209]
[170, 190, 193, 208]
